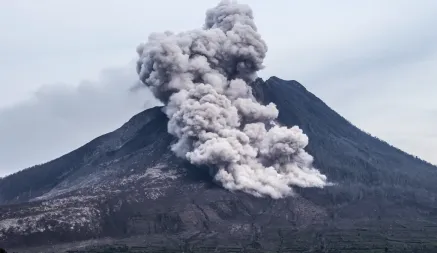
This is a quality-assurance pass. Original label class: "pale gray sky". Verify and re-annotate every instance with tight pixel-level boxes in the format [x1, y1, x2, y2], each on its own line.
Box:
[0, 0, 436, 176]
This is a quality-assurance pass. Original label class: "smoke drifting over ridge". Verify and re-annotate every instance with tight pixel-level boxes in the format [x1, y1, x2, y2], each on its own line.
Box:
[136, 0, 328, 198]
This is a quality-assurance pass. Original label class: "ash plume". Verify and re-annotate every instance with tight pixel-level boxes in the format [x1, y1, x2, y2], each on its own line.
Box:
[136, 0, 328, 198]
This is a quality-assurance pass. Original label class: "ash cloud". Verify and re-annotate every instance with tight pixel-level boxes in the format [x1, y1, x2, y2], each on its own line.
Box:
[136, 0, 328, 198]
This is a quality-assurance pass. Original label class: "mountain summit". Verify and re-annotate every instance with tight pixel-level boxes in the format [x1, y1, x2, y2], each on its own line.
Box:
[1, 77, 437, 252]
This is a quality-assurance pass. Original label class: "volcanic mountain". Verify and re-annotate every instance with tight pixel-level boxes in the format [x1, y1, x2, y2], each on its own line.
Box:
[1, 77, 437, 252]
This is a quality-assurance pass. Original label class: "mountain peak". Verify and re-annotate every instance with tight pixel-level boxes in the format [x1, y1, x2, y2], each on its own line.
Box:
[265, 76, 306, 88]
[266, 75, 294, 83]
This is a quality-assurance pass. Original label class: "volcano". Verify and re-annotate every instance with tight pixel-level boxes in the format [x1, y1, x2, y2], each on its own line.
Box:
[1, 77, 437, 252]
[3, 0, 437, 251]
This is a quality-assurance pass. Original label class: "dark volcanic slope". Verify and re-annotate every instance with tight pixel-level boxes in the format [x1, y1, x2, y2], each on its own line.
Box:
[252, 77, 437, 216]
[2, 77, 437, 252]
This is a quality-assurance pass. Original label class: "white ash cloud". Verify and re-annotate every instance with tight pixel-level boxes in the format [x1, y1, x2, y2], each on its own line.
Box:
[136, 0, 328, 198]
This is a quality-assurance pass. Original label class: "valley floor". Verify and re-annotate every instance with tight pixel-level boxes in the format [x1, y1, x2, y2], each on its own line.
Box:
[9, 222, 437, 253]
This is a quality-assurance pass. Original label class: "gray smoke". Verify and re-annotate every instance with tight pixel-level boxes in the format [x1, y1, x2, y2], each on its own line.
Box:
[136, 0, 328, 198]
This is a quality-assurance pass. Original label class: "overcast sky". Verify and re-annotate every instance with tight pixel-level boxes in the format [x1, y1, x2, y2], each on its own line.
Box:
[0, 0, 436, 176]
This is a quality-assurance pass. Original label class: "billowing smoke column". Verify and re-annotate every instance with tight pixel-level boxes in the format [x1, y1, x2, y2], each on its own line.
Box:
[136, 0, 328, 198]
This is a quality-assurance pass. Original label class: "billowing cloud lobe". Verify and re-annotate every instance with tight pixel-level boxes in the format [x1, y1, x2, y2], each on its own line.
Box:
[136, 0, 328, 198]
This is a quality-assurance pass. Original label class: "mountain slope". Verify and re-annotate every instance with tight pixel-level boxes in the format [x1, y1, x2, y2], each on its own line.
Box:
[253, 77, 437, 218]
[2, 77, 437, 252]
